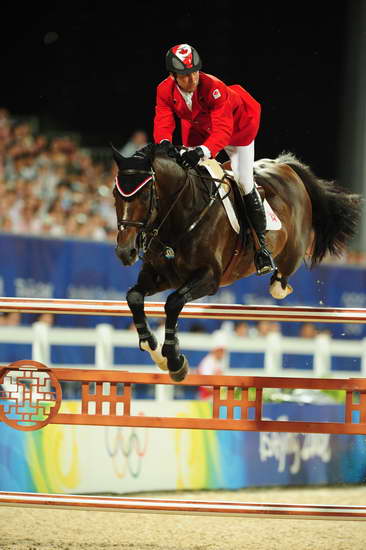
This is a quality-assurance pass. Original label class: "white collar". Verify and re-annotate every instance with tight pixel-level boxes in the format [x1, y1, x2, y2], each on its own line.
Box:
[176, 85, 193, 110]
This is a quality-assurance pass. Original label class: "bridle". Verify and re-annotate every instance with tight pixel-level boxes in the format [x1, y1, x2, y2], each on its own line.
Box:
[116, 164, 193, 260]
[115, 167, 160, 257]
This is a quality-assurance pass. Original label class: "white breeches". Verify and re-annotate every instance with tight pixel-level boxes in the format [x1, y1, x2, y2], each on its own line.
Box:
[224, 141, 255, 195]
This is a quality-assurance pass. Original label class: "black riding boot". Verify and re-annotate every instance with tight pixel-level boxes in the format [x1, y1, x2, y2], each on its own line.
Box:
[244, 187, 276, 275]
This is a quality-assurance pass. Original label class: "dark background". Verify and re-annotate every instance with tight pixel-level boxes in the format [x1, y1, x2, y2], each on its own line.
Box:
[1, 2, 354, 179]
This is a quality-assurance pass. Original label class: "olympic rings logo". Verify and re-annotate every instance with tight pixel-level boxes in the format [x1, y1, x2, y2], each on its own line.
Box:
[104, 416, 149, 479]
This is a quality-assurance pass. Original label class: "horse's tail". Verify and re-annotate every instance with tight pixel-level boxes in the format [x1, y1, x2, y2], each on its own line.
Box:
[276, 152, 363, 266]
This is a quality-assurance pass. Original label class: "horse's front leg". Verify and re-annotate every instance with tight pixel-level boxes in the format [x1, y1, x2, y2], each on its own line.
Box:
[126, 269, 169, 371]
[162, 267, 220, 382]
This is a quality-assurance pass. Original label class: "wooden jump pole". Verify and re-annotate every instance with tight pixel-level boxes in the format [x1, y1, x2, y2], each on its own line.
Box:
[0, 296, 366, 323]
[1, 492, 366, 520]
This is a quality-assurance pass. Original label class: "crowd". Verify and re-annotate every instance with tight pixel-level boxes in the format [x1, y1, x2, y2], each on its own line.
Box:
[0, 108, 135, 241]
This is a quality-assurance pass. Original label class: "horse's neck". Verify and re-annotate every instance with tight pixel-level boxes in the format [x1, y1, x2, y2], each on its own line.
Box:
[154, 159, 200, 227]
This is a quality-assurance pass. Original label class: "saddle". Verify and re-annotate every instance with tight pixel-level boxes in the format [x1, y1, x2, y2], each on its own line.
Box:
[199, 158, 279, 235]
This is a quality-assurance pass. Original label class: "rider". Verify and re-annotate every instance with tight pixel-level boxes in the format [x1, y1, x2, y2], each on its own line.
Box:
[153, 43, 276, 276]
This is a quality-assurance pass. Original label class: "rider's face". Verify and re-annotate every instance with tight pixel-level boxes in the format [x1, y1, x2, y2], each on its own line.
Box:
[175, 71, 199, 93]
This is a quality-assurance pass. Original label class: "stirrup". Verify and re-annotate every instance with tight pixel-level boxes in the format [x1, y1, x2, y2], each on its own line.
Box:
[254, 247, 276, 276]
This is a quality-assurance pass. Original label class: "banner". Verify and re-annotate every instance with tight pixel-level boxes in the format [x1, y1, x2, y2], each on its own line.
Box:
[0, 401, 364, 493]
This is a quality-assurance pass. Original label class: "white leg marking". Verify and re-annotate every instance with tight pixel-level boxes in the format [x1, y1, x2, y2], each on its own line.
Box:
[140, 341, 168, 371]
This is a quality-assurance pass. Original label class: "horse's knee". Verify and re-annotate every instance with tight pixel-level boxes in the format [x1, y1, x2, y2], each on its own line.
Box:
[126, 287, 144, 308]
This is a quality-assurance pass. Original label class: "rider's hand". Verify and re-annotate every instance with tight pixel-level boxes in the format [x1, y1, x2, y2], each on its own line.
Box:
[180, 147, 205, 169]
[158, 139, 179, 158]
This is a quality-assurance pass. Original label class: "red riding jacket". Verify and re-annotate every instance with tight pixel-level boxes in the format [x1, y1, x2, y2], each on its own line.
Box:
[153, 72, 261, 158]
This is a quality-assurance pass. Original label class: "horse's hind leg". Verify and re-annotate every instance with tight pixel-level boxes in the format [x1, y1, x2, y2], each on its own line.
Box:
[269, 248, 305, 299]
[162, 268, 219, 382]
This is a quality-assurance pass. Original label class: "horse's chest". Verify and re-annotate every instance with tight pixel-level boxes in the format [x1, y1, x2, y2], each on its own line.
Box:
[149, 255, 192, 288]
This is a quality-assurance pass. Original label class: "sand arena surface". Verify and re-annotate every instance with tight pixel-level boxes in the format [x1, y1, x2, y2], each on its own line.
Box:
[1, 486, 366, 550]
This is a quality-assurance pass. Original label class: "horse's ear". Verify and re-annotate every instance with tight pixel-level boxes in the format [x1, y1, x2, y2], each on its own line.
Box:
[110, 143, 125, 166]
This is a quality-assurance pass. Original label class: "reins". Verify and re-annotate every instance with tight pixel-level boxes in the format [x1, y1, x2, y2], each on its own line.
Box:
[141, 174, 191, 259]
[186, 171, 230, 233]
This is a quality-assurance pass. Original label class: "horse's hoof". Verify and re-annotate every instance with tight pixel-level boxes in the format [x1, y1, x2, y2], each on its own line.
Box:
[269, 281, 293, 300]
[157, 358, 168, 371]
[286, 284, 293, 296]
[168, 355, 189, 382]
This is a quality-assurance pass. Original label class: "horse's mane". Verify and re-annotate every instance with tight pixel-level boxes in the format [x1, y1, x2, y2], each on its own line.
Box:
[133, 142, 156, 160]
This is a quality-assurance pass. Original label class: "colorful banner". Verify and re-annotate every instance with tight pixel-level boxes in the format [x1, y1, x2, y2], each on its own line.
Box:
[1, 401, 365, 494]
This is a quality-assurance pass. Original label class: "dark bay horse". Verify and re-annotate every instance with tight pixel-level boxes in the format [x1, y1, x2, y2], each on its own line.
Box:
[112, 143, 361, 382]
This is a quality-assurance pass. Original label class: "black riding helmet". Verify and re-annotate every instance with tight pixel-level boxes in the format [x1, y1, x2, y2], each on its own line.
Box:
[166, 44, 202, 75]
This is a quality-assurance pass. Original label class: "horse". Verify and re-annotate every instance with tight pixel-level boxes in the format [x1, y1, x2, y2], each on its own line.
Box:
[112, 143, 362, 382]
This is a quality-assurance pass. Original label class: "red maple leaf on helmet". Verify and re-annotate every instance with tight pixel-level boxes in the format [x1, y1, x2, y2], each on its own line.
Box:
[172, 44, 193, 67]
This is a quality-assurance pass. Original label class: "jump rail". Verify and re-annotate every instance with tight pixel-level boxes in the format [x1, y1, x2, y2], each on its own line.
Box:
[1, 297, 366, 323]
[1, 491, 365, 521]
[1, 361, 366, 434]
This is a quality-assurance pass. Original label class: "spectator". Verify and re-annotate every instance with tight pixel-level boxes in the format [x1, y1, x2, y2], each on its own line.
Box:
[197, 330, 227, 399]
[120, 130, 148, 157]
[0, 312, 21, 325]
[299, 322, 319, 338]
[233, 321, 250, 337]
[254, 320, 281, 336]
[36, 313, 54, 325]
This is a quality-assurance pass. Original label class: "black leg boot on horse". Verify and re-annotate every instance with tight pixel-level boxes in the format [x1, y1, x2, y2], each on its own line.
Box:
[244, 186, 276, 275]
[162, 268, 220, 382]
[126, 285, 168, 372]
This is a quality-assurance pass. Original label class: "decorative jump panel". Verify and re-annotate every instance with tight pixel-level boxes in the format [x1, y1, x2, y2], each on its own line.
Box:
[1, 360, 366, 434]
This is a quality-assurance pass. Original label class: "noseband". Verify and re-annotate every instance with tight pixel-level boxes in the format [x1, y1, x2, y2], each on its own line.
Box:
[116, 168, 158, 231]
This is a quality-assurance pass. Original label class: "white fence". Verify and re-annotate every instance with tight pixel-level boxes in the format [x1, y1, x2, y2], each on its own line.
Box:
[0, 322, 365, 379]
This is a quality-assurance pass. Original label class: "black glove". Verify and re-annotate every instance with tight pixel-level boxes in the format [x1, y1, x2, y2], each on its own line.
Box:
[157, 139, 179, 159]
[180, 147, 204, 169]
